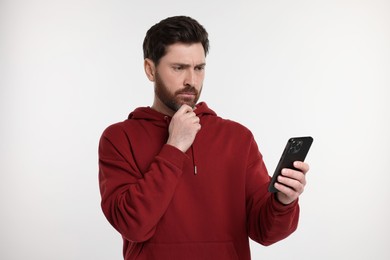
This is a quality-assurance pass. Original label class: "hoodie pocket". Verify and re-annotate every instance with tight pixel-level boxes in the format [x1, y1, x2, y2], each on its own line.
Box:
[139, 241, 239, 260]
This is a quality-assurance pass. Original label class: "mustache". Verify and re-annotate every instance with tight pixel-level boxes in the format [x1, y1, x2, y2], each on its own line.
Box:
[175, 86, 198, 95]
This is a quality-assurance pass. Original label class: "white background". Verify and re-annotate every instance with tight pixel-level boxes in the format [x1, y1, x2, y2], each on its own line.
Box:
[1, 0, 389, 259]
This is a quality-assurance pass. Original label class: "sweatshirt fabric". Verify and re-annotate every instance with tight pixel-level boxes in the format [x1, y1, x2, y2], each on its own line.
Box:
[98, 102, 299, 260]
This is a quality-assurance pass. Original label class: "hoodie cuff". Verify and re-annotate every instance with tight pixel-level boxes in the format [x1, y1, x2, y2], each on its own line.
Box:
[158, 144, 189, 170]
[271, 193, 299, 214]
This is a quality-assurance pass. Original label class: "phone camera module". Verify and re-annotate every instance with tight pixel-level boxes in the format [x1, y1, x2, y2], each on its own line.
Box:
[289, 140, 303, 154]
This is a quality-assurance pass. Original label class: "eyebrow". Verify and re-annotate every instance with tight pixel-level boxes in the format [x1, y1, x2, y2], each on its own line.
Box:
[171, 62, 206, 68]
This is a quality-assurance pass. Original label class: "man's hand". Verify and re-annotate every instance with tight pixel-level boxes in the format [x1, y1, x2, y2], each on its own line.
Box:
[275, 161, 310, 205]
[166, 104, 201, 153]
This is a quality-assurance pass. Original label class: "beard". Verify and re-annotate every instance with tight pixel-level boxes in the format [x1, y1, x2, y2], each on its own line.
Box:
[154, 72, 202, 112]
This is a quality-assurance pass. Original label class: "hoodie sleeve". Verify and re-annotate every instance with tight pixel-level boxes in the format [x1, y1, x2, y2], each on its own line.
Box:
[98, 124, 187, 242]
[245, 136, 300, 246]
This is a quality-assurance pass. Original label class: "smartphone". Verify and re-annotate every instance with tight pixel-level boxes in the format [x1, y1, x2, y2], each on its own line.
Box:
[268, 136, 313, 193]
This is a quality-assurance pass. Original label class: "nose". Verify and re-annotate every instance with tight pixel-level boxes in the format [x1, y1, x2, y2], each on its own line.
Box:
[184, 69, 196, 87]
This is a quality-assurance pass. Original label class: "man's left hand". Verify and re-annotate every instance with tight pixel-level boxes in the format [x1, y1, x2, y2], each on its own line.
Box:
[275, 161, 310, 205]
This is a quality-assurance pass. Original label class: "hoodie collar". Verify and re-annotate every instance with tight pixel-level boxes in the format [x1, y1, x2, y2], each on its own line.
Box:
[128, 102, 217, 121]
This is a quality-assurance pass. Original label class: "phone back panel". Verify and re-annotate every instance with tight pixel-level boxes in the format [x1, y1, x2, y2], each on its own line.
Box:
[268, 136, 313, 193]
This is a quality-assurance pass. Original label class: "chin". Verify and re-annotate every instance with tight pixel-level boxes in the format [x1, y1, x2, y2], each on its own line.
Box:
[179, 99, 197, 108]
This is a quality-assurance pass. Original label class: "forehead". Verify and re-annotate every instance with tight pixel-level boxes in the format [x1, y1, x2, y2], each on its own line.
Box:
[161, 42, 205, 64]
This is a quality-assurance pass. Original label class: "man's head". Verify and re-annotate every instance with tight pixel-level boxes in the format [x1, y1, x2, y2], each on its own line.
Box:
[143, 16, 210, 116]
[143, 16, 209, 65]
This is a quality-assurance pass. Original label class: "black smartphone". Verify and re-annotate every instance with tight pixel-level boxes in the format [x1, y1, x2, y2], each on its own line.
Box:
[268, 136, 313, 193]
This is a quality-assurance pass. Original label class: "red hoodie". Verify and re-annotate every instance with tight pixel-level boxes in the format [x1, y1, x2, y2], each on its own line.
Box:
[99, 102, 299, 260]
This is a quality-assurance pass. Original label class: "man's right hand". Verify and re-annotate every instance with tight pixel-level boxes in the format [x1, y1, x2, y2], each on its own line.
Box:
[166, 104, 201, 153]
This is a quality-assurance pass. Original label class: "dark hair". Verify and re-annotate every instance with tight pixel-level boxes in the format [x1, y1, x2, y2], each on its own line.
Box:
[143, 16, 209, 64]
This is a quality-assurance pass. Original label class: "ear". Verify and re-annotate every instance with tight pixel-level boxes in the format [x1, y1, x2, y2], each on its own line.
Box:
[144, 58, 156, 82]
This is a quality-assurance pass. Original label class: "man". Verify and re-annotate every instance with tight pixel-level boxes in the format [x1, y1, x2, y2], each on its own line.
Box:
[99, 16, 310, 260]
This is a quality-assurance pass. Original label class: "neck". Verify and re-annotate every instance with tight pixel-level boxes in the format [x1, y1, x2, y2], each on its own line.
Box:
[151, 99, 175, 117]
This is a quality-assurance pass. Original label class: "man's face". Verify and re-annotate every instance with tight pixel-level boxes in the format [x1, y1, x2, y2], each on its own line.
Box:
[151, 42, 206, 114]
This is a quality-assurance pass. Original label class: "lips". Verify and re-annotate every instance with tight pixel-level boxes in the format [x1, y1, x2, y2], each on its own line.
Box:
[177, 92, 196, 96]
[176, 88, 197, 99]
[177, 93, 196, 103]
[175, 87, 199, 106]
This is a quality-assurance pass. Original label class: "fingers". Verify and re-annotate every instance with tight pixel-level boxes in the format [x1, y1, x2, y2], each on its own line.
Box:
[276, 169, 306, 194]
[275, 170, 305, 205]
[176, 104, 194, 114]
[275, 161, 310, 204]
[293, 161, 310, 174]
[277, 161, 309, 190]
[167, 104, 201, 152]
[274, 182, 301, 203]
[281, 167, 306, 185]
[174, 105, 197, 120]
[176, 105, 201, 127]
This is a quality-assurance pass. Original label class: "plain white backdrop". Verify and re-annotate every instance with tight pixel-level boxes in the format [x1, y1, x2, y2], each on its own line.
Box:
[1, 0, 389, 259]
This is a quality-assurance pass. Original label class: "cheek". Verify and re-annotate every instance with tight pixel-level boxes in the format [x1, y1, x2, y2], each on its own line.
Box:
[166, 79, 182, 92]
[196, 73, 205, 86]
[162, 71, 184, 86]
[199, 73, 205, 82]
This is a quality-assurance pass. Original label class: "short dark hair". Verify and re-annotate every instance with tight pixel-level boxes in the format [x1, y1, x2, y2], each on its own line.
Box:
[143, 16, 209, 65]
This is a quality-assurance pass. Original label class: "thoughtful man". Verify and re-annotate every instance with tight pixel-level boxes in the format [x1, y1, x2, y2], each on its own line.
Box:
[98, 16, 310, 260]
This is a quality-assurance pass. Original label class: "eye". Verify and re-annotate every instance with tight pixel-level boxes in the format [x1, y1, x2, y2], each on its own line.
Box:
[195, 66, 205, 71]
[172, 66, 183, 71]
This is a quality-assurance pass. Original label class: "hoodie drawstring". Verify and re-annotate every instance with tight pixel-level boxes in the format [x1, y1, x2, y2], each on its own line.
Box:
[191, 145, 197, 175]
